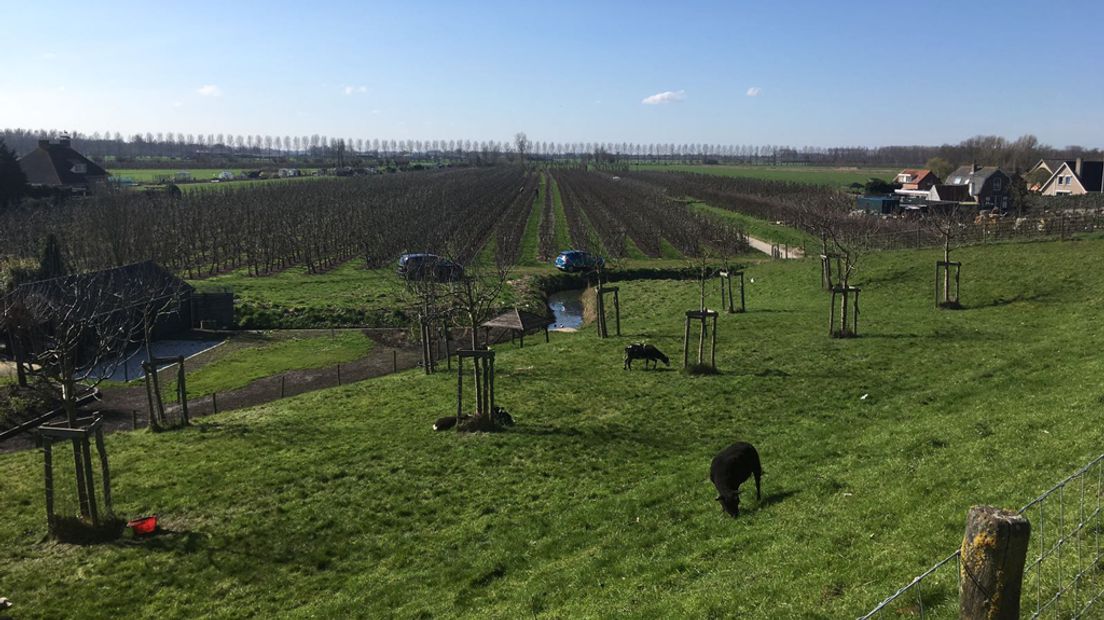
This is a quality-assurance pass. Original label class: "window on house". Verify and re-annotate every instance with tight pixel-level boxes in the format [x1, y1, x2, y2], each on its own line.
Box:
[71, 163, 87, 174]
[993, 177, 1002, 191]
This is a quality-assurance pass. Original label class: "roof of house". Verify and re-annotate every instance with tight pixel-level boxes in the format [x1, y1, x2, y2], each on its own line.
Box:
[481, 308, 553, 332]
[896, 169, 937, 184]
[2, 261, 192, 319]
[17, 139, 109, 187]
[929, 184, 971, 202]
[945, 166, 1007, 187]
[1044, 160, 1104, 193]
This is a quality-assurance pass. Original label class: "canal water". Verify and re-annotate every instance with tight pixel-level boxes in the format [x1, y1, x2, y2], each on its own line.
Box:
[547, 289, 585, 331]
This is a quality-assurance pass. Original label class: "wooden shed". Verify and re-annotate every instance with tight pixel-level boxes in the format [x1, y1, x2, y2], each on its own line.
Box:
[481, 308, 553, 347]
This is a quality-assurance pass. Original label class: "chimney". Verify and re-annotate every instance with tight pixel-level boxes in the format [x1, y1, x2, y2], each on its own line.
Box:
[1075, 158, 1082, 177]
[59, 135, 71, 148]
[972, 161, 980, 173]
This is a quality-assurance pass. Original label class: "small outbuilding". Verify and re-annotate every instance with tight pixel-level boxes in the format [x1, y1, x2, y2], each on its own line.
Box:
[856, 195, 899, 215]
[481, 308, 553, 347]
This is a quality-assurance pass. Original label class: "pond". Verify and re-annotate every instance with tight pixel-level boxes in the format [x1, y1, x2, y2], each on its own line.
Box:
[548, 289, 585, 331]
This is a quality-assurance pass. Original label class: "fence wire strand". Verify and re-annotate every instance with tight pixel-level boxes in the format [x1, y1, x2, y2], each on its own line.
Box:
[859, 453, 1104, 619]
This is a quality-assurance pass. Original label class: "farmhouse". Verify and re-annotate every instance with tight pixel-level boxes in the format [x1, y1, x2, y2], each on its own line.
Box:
[1032, 159, 1104, 196]
[17, 137, 108, 193]
[943, 165, 1013, 211]
[894, 169, 939, 191]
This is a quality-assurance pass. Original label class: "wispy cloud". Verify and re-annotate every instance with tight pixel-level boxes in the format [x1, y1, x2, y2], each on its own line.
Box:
[172, 101, 184, 108]
[746, 86, 762, 97]
[641, 90, 686, 105]
[343, 85, 368, 95]
[197, 84, 222, 97]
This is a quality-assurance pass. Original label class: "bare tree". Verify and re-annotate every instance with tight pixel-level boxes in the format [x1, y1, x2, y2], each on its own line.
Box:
[1, 262, 190, 515]
[443, 251, 511, 352]
[923, 204, 968, 308]
[514, 132, 530, 164]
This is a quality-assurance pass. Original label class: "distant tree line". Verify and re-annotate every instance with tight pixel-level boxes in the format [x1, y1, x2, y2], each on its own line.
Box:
[3, 128, 1098, 170]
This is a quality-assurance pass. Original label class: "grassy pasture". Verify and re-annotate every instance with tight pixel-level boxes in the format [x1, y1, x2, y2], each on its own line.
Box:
[2, 239, 1103, 617]
[166, 331, 375, 399]
[688, 200, 820, 249]
[108, 168, 320, 182]
[632, 164, 897, 188]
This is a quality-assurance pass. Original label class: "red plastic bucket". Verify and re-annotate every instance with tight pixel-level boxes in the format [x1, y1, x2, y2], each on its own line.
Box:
[127, 515, 158, 536]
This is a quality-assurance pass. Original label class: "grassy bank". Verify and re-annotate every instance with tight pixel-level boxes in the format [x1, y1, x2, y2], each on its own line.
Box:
[168, 331, 375, 399]
[688, 200, 819, 249]
[2, 239, 1102, 617]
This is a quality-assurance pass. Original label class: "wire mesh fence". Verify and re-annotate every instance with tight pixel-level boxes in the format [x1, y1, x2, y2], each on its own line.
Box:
[859, 453, 1104, 619]
[851, 212, 1104, 253]
[1019, 454, 1104, 619]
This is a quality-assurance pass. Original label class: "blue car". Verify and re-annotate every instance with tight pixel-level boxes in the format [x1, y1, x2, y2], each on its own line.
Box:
[554, 250, 605, 273]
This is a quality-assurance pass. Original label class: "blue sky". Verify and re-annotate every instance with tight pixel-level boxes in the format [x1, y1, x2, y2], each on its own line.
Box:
[2, 0, 1102, 147]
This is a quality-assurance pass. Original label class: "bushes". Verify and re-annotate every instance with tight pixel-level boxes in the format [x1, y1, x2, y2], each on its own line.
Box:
[234, 302, 410, 330]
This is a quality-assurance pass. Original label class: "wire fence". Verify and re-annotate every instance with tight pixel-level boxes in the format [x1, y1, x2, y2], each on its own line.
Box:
[859, 453, 1104, 619]
[793, 212, 1104, 257]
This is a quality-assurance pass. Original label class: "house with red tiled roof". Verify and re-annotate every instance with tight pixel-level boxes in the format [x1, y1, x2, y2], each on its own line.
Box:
[893, 169, 940, 191]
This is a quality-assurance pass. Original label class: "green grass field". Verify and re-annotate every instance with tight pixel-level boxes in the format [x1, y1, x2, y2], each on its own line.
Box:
[688, 200, 820, 249]
[167, 331, 375, 399]
[193, 261, 413, 327]
[2, 239, 1102, 617]
[108, 168, 321, 183]
[632, 164, 897, 188]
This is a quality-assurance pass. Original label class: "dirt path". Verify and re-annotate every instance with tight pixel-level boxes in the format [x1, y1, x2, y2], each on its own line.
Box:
[746, 234, 804, 259]
[0, 329, 452, 453]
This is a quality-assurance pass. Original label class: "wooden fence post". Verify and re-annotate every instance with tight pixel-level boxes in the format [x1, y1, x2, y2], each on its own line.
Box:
[43, 439, 54, 533]
[959, 505, 1030, 620]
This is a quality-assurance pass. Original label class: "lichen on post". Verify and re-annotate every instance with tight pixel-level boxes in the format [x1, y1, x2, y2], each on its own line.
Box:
[959, 505, 1030, 620]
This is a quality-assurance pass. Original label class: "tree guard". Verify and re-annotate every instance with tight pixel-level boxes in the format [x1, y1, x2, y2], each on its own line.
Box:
[39, 415, 114, 537]
[418, 313, 445, 374]
[820, 253, 843, 290]
[594, 286, 621, 338]
[456, 349, 495, 423]
[934, 261, 962, 308]
[828, 286, 861, 338]
[143, 356, 190, 430]
[682, 309, 719, 369]
[718, 269, 745, 313]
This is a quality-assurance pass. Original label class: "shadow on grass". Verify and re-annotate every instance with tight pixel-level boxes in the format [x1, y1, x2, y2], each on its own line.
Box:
[757, 489, 798, 509]
[969, 292, 1050, 309]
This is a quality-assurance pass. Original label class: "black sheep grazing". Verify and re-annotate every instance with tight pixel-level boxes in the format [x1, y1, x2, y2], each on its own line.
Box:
[710, 442, 762, 517]
[624, 343, 670, 370]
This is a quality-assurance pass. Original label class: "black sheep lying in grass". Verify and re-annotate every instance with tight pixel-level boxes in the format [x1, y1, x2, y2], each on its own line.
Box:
[710, 442, 762, 517]
[432, 407, 514, 431]
[624, 343, 670, 370]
